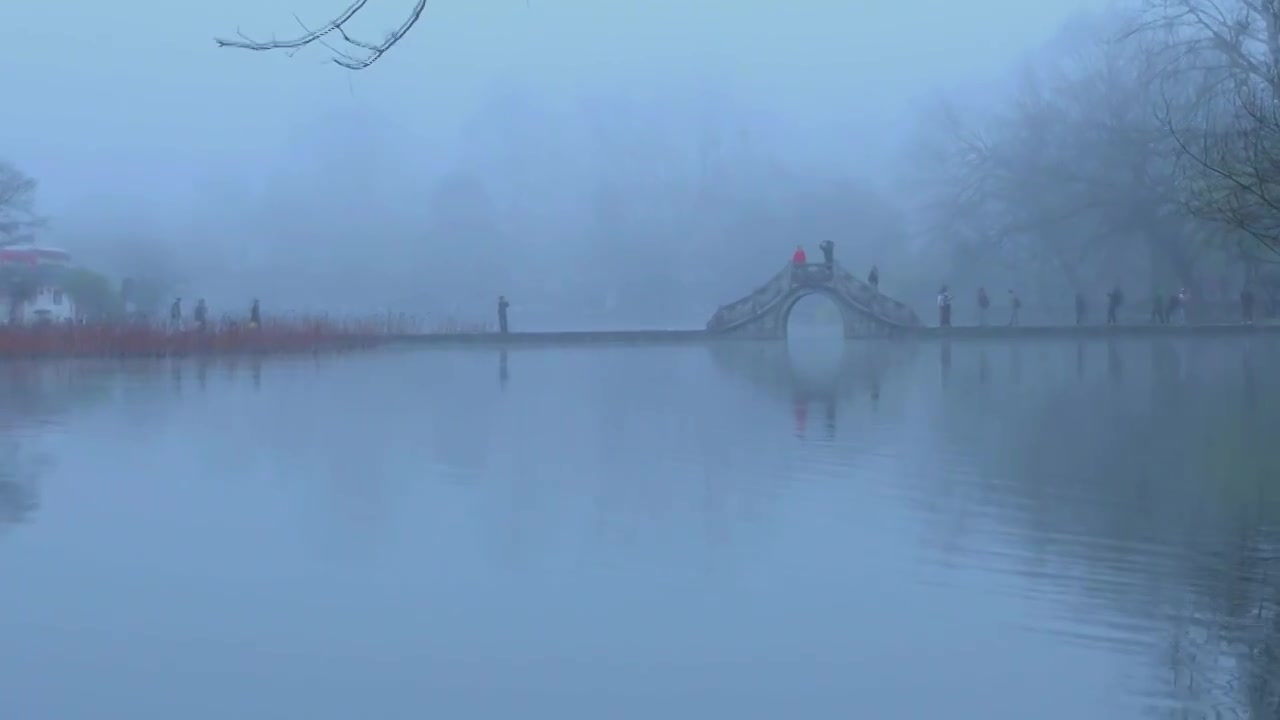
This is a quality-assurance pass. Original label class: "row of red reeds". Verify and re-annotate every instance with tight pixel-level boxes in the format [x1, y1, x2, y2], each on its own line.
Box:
[0, 318, 386, 359]
[0, 309, 506, 359]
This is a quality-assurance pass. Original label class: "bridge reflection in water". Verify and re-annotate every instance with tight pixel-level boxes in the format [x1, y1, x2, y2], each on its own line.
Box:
[709, 339, 917, 439]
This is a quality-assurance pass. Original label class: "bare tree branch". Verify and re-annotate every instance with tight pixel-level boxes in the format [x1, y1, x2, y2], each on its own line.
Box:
[215, 0, 429, 70]
[1128, 0, 1280, 91]
[1139, 1, 1280, 258]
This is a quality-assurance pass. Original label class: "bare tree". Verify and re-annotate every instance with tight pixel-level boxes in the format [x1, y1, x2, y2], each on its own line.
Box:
[1131, 0, 1280, 94]
[1132, 0, 1280, 259]
[909, 10, 1210, 299]
[0, 161, 44, 246]
[1157, 74, 1280, 258]
[215, 0, 427, 70]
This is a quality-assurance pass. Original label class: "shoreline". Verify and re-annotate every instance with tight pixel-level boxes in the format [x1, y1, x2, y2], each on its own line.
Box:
[383, 322, 1280, 348]
[0, 322, 1275, 359]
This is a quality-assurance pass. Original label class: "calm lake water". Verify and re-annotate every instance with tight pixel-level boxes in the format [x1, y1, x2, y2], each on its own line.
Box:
[2, 337, 1280, 719]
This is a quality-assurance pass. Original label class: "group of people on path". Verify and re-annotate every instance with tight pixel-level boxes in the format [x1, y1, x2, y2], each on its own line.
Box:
[938, 283, 1257, 328]
[938, 287, 1021, 328]
[790, 242, 880, 292]
[1094, 286, 1193, 326]
[169, 297, 260, 332]
[1102, 286, 1259, 325]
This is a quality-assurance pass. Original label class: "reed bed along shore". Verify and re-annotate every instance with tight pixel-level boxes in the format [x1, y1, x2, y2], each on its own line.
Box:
[0, 314, 487, 359]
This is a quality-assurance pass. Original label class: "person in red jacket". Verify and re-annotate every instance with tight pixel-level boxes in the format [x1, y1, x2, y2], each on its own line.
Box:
[792, 245, 807, 264]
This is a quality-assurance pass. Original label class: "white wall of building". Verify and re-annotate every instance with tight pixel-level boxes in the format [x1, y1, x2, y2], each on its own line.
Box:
[25, 287, 75, 323]
[0, 245, 77, 325]
[0, 287, 76, 325]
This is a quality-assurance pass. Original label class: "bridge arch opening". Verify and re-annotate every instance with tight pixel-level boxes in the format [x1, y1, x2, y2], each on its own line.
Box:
[784, 290, 847, 344]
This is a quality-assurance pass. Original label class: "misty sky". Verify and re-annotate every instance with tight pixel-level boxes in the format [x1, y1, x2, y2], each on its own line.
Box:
[9, 0, 1096, 223]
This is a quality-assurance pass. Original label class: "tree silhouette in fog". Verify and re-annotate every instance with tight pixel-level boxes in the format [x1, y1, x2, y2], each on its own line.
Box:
[909, 3, 1280, 318]
[0, 160, 44, 245]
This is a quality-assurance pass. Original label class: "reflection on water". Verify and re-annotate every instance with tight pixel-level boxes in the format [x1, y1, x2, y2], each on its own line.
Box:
[0, 358, 276, 533]
[1, 340, 1280, 718]
[0, 445, 40, 527]
[0, 362, 119, 531]
[1109, 339, 1124, 383]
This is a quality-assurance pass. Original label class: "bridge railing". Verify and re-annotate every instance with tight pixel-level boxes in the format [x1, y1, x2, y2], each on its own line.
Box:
[706, 262, 793, 331]
[825, 265, 921, 327]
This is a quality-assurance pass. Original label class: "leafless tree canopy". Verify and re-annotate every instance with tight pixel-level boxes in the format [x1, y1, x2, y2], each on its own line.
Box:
[1133, 0, 1280, 258]
[215, 0, 427, 70]
[907, 0, 1280, 312]
[0, 161, 44, 246]
[911, 11, 1209, 297]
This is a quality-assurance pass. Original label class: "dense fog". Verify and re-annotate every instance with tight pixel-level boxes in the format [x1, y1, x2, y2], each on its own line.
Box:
[5, 0, 1279, 328]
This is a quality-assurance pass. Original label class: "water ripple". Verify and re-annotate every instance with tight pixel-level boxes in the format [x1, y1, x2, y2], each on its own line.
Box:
[0, 341, 1278, 718]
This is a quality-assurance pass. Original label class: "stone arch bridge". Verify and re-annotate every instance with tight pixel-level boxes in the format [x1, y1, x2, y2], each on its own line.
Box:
[706, 262, 921, 339]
